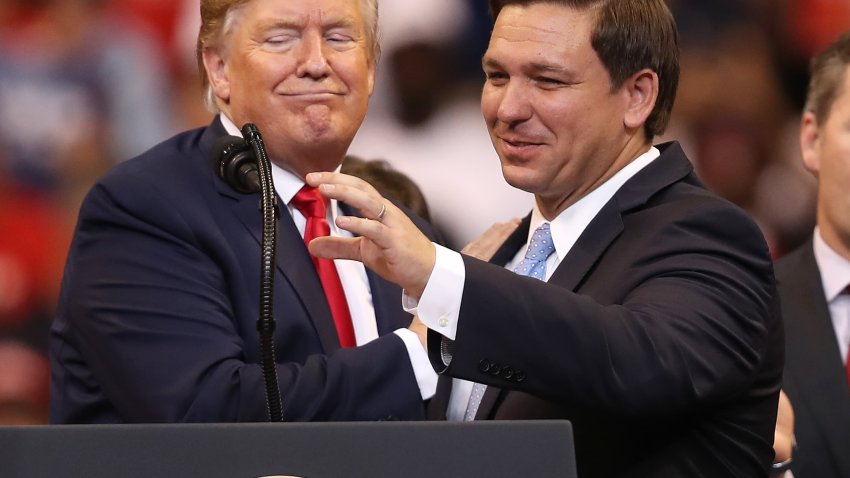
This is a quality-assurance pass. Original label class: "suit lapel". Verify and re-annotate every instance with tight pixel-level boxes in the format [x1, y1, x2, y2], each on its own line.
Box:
[478, 142, 696, 420]
[206, 119, 341, 353]
[781, 241, 850, 474]
[548, 142, 693, 290]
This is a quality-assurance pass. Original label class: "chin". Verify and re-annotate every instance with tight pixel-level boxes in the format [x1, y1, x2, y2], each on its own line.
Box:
[501, 166, 541, 195]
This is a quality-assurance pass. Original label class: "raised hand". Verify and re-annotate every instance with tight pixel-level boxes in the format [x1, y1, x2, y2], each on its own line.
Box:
[305, 171, 436, 299]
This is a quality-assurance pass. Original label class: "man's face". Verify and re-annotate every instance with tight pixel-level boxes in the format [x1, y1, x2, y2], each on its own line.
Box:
[205, 0, 375, 176]
[481, 4, 634, 217]
[802, 67, 850, 253]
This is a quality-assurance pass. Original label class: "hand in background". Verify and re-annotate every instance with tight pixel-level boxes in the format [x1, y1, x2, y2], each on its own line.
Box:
[773, 389, 795, 471]
[461, 219, 521, 261]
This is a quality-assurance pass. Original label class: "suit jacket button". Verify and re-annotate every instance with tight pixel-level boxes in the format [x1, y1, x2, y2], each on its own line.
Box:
[489, 363, 502, 376]
[478, 359, 491, 373]
[514, 370, 526, 383]
[502, 366, 514, 379]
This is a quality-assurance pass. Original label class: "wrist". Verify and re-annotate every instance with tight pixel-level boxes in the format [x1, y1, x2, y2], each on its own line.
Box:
[770, 438, 796, 477]
[770, 456, 792, 476]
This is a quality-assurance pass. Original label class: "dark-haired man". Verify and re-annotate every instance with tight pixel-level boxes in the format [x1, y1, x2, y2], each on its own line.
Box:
[307, 0, 783, 476]
[776, 30, 850, 478]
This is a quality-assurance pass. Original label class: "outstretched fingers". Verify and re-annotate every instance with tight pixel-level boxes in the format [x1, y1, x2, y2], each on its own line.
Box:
[308, 235, 363, 262]
[306, 172, 390, 223]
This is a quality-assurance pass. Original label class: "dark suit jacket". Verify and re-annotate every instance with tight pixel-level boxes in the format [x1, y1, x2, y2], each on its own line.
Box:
[50, 118, 437, 423]
[775, 240, 850, 478]
[427, 142, 783, 477]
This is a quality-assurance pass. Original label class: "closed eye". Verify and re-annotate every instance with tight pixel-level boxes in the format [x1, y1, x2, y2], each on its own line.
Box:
[535, 77, 566, 88]
[485, 71, 509, 85]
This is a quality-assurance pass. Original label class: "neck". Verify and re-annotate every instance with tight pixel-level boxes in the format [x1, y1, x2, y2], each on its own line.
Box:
[537, 136, 652, 220]
[818, 216, 850, 263]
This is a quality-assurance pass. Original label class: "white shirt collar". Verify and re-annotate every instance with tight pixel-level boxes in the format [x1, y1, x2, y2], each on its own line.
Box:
[218, 113, 345, 221]
[813, 227, 850, 302]
[526, 146, 661, 262]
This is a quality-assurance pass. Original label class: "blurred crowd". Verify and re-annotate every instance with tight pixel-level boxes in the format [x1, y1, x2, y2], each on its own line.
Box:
[0, 0, 847, 424]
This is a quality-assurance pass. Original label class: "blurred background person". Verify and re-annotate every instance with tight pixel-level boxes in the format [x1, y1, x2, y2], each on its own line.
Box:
[0, 341, 50, 424]
[775, 30, 850, 478]
[342, 155, 431, 222]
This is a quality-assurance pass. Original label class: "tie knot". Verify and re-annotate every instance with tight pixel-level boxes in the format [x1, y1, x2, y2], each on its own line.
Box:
[292, 185, 327, 219]
[513, 222, 555, 280]
[525, 223, 554, 260]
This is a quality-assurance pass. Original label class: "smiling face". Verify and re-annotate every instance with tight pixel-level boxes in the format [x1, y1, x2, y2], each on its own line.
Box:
[203, 0, 375, 176]
[481, 3, 652, 219]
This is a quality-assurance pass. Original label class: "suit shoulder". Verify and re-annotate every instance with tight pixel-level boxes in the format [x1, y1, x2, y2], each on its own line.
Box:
[78, 126, 214, 229]
[99, 127, 208, 188]
[641, 177, 767, 245]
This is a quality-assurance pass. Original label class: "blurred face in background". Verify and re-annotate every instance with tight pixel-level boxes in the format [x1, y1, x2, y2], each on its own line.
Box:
[801, 66, 850, 256]
[203, 0, 376, 177]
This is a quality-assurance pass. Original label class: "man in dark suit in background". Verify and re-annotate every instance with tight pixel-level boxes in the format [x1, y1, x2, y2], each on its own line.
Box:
[49, 0, 439, 423]
[775, 31, 850, 478]
[306, 0, 783, 476]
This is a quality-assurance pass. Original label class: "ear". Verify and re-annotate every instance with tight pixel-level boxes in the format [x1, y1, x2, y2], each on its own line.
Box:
[799, 111, 821, 176]
[366, 58, 376, 97]
[202, 46, 231, 104]
[622, 68, 659, 131]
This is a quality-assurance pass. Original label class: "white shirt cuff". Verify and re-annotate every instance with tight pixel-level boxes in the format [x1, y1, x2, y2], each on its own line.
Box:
[403, 244, 465, 341]
[393, 328, 438, 399]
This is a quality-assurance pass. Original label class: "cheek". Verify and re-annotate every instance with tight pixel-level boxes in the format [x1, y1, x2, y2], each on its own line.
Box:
[480, 89, 500, 123]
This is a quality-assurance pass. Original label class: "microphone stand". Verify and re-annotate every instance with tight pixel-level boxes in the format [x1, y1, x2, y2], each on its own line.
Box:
[242, 123, 283, 422]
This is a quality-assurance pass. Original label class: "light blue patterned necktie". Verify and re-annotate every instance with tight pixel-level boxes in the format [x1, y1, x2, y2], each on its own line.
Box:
[463, 222, 555, 421]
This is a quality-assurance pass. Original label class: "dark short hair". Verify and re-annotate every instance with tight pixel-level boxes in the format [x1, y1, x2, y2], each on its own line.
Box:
[804, 31, 850, 123]
[489, 0, 680, 140]
[341, 156, 431, 222]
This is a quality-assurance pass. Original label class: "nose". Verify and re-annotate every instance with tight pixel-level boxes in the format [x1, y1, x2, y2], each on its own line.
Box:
[495, 82, 533, 126]
[295, 31, 330, 79]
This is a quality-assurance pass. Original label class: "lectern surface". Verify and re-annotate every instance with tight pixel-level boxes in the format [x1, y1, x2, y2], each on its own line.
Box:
[0, 420, 576, 478]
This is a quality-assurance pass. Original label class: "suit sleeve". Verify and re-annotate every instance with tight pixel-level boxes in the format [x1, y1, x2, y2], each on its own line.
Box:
[58, 172, 424, 422]
[439, 200, 779, 415]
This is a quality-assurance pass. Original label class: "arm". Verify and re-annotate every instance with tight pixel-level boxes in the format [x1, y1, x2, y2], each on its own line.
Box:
[61, 171, 424, 422]
[445, 202, 778, 414]
[306, 172, 779, 414]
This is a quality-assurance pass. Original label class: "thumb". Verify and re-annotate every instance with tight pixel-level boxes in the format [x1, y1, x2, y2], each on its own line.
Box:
[308, 236, 363, 262]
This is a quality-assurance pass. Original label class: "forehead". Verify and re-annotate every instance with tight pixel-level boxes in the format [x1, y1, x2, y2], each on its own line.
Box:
[239, 0, 365, 28]
[486, 4, 596, 59]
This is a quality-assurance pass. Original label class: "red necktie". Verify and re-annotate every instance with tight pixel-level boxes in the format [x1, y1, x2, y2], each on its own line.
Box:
[842, 285, 850, 392]
[846, 349, 850, 393]
[291, 185, 356, 348]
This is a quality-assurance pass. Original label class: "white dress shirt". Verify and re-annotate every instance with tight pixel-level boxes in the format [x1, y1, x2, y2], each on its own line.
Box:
[407, 147, 660, 420]
[220, 114, 437, 399]
[812, 228, 850, 364]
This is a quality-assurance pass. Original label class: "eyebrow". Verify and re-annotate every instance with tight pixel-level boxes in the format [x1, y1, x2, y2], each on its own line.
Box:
[255, 16, 358, 32]
[482, 56, 570, 75]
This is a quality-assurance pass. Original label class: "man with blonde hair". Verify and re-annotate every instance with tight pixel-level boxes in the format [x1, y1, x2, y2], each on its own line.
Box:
[50, 0, 440, 423]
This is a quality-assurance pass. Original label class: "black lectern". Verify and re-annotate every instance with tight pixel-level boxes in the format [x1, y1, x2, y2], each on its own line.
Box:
[0, 420, 576, 478]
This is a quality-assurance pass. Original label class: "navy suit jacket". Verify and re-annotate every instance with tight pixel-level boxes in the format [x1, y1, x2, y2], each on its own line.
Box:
[427, 143, 784, 477]
[50, 118, 437, 423]
[776, 240, 850, 478]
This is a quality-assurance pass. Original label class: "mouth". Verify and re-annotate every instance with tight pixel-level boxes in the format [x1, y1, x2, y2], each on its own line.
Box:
[281, 91, 343, 98]
[498, 136, 544, 157]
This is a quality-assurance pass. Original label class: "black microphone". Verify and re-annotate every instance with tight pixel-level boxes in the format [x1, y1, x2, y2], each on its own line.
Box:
[212, 135, 261, 194]
[211, 127, 284, 422]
